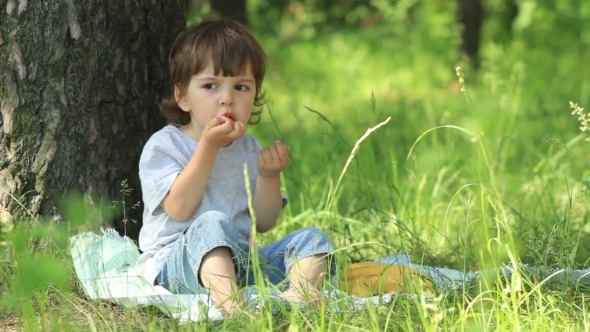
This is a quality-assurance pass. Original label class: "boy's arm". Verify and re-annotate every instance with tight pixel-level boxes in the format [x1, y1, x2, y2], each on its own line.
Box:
[252, 141, 290, 232]
[162, 117, 245, 221]
[161, 141, 218, 221]
[252, 175, 284, 232]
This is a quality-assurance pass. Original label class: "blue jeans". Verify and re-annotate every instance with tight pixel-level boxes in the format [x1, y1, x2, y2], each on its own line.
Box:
[156, 211, 334, 295]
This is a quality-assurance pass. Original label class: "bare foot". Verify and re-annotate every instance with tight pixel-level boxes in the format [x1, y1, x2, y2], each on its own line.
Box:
[278, 287, 327, 306]
[218, 299, 243, 314]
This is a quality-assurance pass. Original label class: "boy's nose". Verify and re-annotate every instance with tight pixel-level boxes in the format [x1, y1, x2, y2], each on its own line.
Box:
[219, 91, 235, 106]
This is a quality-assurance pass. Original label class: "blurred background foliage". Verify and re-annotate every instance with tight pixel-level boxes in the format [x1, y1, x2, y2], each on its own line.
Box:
[189, 0, 590, 54]
[187, 0, 590, 135]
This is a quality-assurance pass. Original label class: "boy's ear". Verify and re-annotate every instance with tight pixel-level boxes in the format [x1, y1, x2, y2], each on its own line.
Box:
[174, 84, 190, 112]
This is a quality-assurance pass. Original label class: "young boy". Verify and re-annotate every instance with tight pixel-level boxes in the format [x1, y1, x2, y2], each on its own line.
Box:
[137, 19, 334, 314]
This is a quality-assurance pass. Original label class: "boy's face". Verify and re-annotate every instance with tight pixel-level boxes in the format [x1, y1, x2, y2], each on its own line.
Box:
[176, 64, 256, 140]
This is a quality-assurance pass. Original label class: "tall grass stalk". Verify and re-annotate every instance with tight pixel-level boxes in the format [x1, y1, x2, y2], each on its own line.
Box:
[323, 117, 391, 219]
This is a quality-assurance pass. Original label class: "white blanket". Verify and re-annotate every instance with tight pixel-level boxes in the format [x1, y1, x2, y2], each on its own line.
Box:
[69, 229, 590, 324]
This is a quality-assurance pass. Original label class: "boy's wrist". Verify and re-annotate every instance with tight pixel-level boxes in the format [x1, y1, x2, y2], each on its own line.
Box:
[257, 172, 281, 180]
[196, 139, 221, 154]
[256, 174, 282, 189]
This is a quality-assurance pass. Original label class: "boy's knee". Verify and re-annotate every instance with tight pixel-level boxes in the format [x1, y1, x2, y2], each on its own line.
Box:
[194, 210, 232, 228]
[295, 227, 334, 250]
[303, 226, 331, 241]
[186, 210, 236, 239]
[200, 210, 230, 222]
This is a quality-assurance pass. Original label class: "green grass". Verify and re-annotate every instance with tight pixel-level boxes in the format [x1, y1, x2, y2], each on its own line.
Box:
[3, 11, 590, 331]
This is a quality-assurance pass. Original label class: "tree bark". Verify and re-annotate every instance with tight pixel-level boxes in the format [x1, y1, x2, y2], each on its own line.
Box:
[0, 0, 187, 240]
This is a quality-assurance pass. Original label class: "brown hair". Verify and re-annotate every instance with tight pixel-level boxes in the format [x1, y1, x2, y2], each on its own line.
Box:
[160, 19, 267, 125]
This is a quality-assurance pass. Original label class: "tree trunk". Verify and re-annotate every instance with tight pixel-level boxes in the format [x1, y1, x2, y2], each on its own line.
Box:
[0, 0, 187, 240]
[211, 0, 248, 26]
[458, 0, 485, 68]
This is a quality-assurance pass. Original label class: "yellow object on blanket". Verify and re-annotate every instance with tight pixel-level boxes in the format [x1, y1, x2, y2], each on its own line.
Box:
[339, 262, 433, 297]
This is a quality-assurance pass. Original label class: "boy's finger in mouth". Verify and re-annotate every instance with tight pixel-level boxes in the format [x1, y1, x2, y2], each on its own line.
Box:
[221, 111, 237, 122]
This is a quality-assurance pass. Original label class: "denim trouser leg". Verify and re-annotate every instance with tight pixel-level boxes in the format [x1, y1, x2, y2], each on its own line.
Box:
[156, 211, 242, 294]
[157, 214, 335, 294]
[243, 227, 335, 288]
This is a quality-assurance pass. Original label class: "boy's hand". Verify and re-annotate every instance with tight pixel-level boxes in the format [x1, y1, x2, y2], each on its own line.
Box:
[258, 141, 290, 178]
[200, 116, 245, 148]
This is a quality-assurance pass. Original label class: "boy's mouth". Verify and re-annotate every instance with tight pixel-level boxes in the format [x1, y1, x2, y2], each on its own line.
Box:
[222, 111, 237, 122]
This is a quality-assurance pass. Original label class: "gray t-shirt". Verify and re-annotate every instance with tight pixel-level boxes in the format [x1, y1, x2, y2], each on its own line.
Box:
[138, 124, 286, 272]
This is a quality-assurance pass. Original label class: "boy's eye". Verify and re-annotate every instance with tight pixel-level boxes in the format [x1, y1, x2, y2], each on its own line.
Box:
[235, 85, 249, 91]
[203, 83, 217, 89]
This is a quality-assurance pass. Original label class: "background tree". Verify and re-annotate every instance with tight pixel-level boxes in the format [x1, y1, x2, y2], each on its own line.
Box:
[458, 0, 518, 68]
[458, 0, 485, 67]
[210, 0, 249, 26]
[0, 0, 187, 239]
